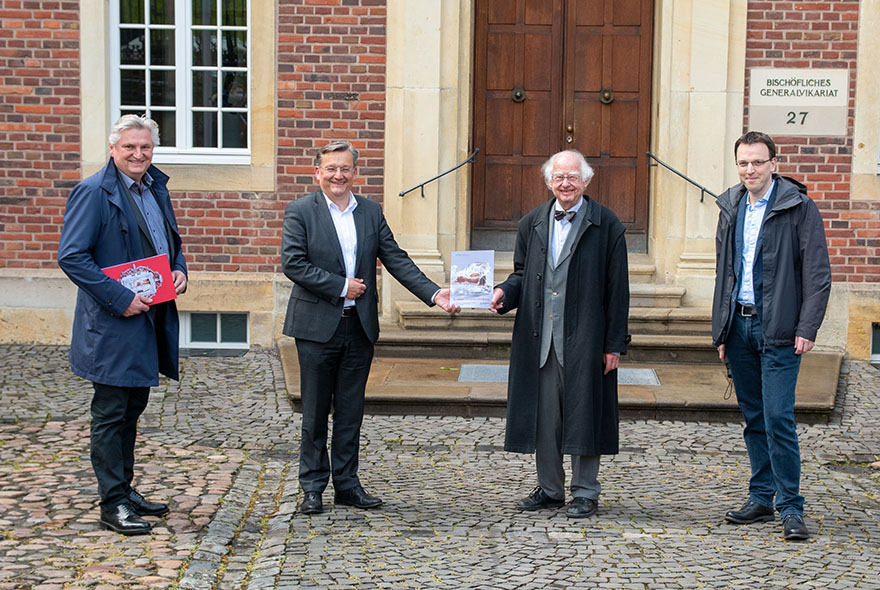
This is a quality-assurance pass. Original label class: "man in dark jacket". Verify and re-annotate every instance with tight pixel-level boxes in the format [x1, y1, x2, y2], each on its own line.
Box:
[281, 141, 459, 516]
[58, 115, 188, 535]
[490, 150, 629, 518]
[712, 131, 831, 541]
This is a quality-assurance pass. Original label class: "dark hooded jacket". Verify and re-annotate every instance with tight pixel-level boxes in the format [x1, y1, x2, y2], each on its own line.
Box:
[712, 174, 831, 348]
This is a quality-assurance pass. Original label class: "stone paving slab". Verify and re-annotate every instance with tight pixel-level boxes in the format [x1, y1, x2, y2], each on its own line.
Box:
[0, 344, 878, 589]
[278, 339, 840, 422]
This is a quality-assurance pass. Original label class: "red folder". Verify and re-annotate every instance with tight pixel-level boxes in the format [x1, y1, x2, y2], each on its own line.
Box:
[102, 254, 177, 305]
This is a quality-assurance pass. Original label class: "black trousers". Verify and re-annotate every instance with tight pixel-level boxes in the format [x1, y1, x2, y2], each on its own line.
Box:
[295, 314, 374, 494]
[90, 382, 150, 510]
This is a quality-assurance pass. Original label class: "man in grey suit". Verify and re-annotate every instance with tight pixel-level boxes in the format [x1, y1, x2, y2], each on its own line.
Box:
[490, 150, 629, 518]
[282, 141, 459, 515]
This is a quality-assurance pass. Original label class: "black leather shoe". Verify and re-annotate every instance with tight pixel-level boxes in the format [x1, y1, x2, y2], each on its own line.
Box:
[516, 487, 564, 511]
[128, 489, 169, 517]
[566, 497, 598, 518]
[334, 485, 382, 509]
[299, 491, 323, 515]
[782, 514, 809, 541]
[725, 500, 774, 524]
[100, 503, 152, 536]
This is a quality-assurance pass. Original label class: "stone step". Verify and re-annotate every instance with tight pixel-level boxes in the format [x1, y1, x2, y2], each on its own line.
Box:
[394, 302, 711, 336]
[376, 325, 716, 363]
[278, 339, 842, 424]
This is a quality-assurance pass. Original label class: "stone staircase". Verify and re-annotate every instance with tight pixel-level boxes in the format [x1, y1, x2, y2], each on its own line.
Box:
[380, 253, 716, 364]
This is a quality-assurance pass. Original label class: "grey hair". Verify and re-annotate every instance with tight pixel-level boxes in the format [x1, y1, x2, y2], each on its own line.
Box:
[108, 114, 160, 147]
[314, 141, 359, 167]
[541, 150, 594, 187]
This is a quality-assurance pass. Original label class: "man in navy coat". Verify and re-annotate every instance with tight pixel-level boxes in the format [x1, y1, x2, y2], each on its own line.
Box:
[58, 115, 188, 535]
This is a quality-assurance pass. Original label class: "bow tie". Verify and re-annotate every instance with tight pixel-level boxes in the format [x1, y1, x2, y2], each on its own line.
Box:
[554, 209, 576, 222]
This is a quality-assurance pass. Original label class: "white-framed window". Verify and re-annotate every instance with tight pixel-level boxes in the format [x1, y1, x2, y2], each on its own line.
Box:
[180, 311, 249, 350]
[109, 0, 250, 165]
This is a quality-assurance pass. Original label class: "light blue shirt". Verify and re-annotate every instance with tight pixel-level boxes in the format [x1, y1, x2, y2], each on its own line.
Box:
[120, 171, 170, 262]
[738, 180, 775, 305]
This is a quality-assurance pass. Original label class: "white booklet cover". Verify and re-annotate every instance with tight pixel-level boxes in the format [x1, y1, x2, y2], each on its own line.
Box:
[450, 250, 494, 308]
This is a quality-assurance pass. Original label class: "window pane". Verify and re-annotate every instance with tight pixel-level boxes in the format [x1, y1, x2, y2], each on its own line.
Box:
[222, 112, 247, 148]
[152, 110, 176, 147]
[150, 29, 175, 66]
[222, 30, 247, 67]
[192, 30, 217, 67]
[873, 323, 880, 354]
[220, 314, 247, 343]
[120, 70, 146, 105]
[121, 109, 145, 118]
[222, 72, 246, 107]
[120, 0, 145, 24]
[150, 69, 175, 106]
[120, 29, 145, 65]
[191, 313, 218, 342]
[222, 0, 247, 27]
[193, 112, 218, 147]
[192, 71, 217, 107]
[150, 0, 174, 24]
[192, 0, 217, 26]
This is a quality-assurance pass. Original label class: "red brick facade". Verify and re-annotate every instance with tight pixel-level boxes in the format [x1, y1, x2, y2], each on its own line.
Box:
[0, 1, 873, 284]
[743, 0, 874, 283]
[0, 1, 80, 268]
[0, 0, 387, 273]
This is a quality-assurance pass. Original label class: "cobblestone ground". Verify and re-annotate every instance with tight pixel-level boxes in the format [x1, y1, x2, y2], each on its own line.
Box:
[1, 344, 878, 589]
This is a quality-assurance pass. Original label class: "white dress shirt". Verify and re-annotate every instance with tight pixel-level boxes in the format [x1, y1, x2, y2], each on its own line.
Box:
[552, 197, 584, 266]
[323, 192, 358, 306]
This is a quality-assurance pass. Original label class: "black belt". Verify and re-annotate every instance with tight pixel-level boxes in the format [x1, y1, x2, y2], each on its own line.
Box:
[341, 306, 357, 317]
[736, 302, 757, 317]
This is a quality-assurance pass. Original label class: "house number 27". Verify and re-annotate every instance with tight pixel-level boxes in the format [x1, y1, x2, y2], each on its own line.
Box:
[786, 111, 808, 125]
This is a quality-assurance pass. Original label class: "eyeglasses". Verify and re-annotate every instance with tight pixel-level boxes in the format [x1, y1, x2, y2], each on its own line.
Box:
[321, 166, 354, 175]
[551, 173, 582, 185]
[735, 159, 772, 169]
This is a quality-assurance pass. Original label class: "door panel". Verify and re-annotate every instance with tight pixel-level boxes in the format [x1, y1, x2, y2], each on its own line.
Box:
[472, 0, 652, 249]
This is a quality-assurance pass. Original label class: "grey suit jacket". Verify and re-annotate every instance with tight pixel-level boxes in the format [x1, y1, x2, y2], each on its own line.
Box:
[281, 190, 440, 344]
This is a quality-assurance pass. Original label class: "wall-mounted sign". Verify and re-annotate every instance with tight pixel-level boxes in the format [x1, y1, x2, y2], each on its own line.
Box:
[749, 68, 848, 136]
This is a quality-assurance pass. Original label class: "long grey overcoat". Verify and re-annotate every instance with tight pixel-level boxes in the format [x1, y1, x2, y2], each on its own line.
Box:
[496, 197, 629, 456]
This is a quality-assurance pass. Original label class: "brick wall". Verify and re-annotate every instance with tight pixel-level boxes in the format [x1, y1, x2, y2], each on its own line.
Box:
[0, 1, 80, 269]
[0, 0, 387, 274]
[744, 0, 876, 283]
[276, 0, 387, 202]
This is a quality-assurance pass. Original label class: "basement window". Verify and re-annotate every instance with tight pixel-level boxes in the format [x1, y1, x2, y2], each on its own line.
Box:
[180, 311, 248, 351]
[871, 323, 880, 365]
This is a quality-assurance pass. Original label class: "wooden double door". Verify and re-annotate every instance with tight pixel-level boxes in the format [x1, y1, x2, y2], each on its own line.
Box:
[472, 0, 653, 250]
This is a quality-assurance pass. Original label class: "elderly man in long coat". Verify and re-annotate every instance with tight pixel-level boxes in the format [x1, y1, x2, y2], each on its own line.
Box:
[490, 149, 629, 518]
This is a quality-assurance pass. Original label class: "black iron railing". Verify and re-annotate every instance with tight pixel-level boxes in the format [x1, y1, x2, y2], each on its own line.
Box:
[646, 151, 718, 203]
[399, 148, 480, 198]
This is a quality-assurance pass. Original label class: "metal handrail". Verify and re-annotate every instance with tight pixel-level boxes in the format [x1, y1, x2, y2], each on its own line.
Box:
[399, 148, 480, 198]
[646, 151, 718, 203]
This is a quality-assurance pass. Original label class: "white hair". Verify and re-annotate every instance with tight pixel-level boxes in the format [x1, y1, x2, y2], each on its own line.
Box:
[541, 150, 594, 187]
[108, 114, 160, 147]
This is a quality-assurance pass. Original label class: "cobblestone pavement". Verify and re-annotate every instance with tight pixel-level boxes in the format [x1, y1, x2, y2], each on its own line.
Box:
[1, 344, 879, 589]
